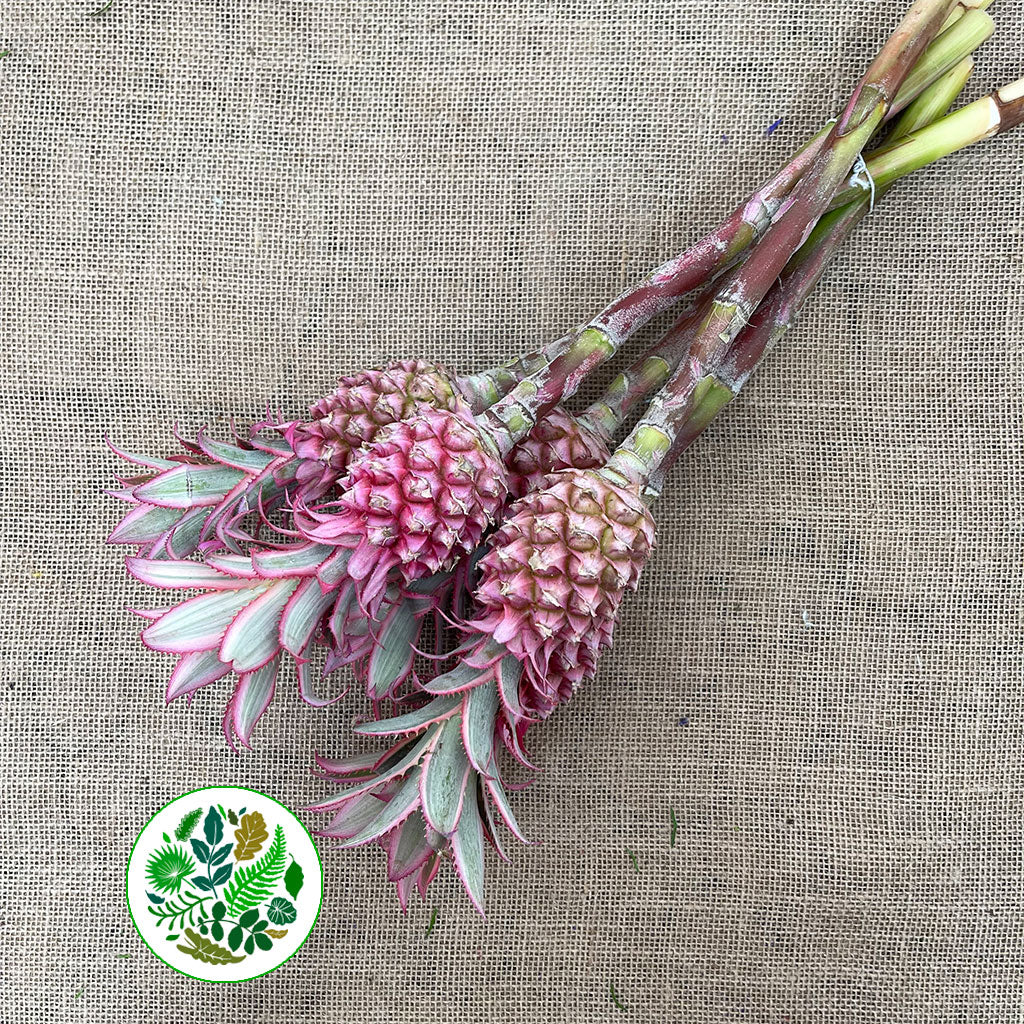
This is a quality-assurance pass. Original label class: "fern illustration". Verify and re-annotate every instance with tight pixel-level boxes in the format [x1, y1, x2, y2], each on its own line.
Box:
[174, 807, 203, 841]
[147, 889, 210, 930]
[223, 825, 286, 916]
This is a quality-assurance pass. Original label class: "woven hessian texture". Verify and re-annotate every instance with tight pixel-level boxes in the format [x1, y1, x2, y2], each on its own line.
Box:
[2, 1, 1023, 1021]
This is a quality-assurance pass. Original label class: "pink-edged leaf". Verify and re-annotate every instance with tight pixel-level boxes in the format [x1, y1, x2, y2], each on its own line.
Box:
[420, 659, 492, 695]
[451, 780, 486, 916]
[316, 547, 351, 588]
[126, 557, 245, 591]
[366, 598, 420, 700]
[195, 432, 277, 472]
[105, 438, 182, 471]
[353, 694, 459, 737]
[328, 581, 360, 647]
[219, 579, 298, 672]
[386, 814, 434, 883]
[165, 507, 213, 558]
[461, 680, 498, 776]
[315, 792, 384, 840]
[166, 649, 231, 704]
[419, 715, 471, 837]
[222, 656, 279, 751]
[394, 869, 416, 913]
[107, 504, 183, 545]
[313, 749, 382, 778]
[296, 656, 349, 708]
[133, 463, 245, 508]
[252, 542, 332, 579]
[336, 771, 422, 848]
[417, 853, 440, 900]
[462, 634, 507, 671]
[279, 579, 334, 657]
[142, 584, 272, 654]
[500, 717, 538, 771]
[484, 774, 534, 846]
[496, 652, 527, 722]
[307, 728, 436, 811]
[205, 553, 260, 578]
[129, 607, 171, 621]
[480, 783, 509, 863]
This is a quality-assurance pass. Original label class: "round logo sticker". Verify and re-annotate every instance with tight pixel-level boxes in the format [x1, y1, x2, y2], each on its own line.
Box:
[126, 786, 322, 982]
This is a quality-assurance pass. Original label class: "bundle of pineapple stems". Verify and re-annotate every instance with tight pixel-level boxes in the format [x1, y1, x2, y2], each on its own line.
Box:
[109, 0, 1023, 913]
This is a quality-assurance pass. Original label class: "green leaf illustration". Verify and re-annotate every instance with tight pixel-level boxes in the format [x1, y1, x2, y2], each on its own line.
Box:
[176, 927, 245, 965]
[238, 908, 259, 929]
[227, 809, 239, 826]
[145, 844, 196, 895]
[146, 892, 165, 905]
[284, 859, 304, 900]
[233, 812, 268, 862]
[191, 875, 215, 892]
[147, 890, 210, 930]
[227, 926, 243, 952]
[244, 934, 255, 956]
[210, 842, 233, 866]
[211, 901, 226, 920]
[223, 825, 286, 917]
[210, 920, 224, 942]
[190, 839, 211, 864]
[211, 863, 233, 886]
[204, 807, 224, 847]
[267, 898, 296, 926]
[254, 932, 273, 952]
[174, 808, 203, 842]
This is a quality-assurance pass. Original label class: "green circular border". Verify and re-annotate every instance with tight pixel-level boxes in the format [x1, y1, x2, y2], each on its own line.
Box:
[125, 785, 324, 984]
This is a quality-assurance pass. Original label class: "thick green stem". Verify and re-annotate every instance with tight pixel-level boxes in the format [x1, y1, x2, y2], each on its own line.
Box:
[889, 8, 992, 115]
[888, 56, 974, 141]
[464, 2, 982, 454]
[832, 76, 1024, 209]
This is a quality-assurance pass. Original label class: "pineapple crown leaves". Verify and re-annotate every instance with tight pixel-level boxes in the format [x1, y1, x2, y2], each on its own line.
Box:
[223, 824, 287, 917]
[106, 360, 462, 565]
[310, 676, 534, 915]
[105, 431, 299, 561]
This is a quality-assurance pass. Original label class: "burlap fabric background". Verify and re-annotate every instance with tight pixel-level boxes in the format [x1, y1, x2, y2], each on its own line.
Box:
[2, 1, 1022, 1021]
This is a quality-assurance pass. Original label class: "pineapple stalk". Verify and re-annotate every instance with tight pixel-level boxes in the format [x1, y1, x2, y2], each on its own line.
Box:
[457, 0, 980, 419]
[600, 0, 968, 491]
[644, 64, 1024, 498]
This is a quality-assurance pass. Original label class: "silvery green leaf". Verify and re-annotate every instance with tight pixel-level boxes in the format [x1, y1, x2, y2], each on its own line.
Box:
[143, 585, 272, 653]
[133, 464, 245, 508]
[220, 580, 298, 672]
[420, 659, 492, 695]
[196, 435, 277, 472]
[367, 599, 420, 699]
[353, 695, 459, 736]
[338, 771, 422, 848]
[279, 578, 334, 656]
[419, 714, 470, 836]
[462, 680, 498, 775]
[451, 780, 486, 915]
